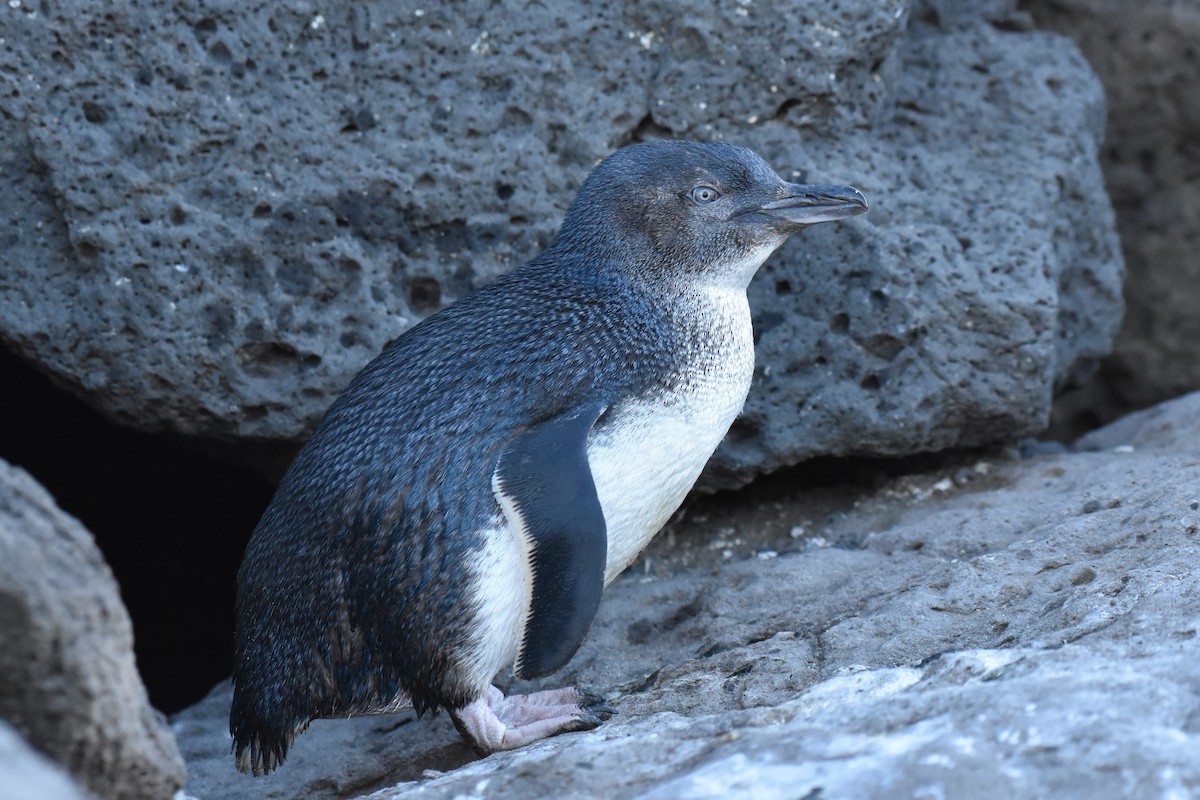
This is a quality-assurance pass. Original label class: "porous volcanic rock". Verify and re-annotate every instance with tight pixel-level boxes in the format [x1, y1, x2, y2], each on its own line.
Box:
[0, 721, 95, 800]
[0, 0, 1121, 487]
[0, 460, 187, 800]
[1026, 0, 1200, 431]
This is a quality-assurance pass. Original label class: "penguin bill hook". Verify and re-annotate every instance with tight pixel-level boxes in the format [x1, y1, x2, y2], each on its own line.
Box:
[754, 184, 869, 228]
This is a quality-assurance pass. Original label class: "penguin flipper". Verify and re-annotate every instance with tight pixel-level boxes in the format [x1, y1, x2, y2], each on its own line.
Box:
[493, 402, 608, 680]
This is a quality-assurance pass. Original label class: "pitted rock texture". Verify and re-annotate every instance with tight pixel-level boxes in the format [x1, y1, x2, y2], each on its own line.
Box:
[0, 0, 904, 446]
[1026, 0, 1200, 428]
[726, 8, 1120, 486]
[0, 460, 187, 800]
[175, 390, 1200, 799]
[0, 0, 1120, 487]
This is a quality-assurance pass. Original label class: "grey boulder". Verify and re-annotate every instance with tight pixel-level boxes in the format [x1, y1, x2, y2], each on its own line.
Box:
[0, 0, 1121, 487]
[0, 460, 187, 800]
[1029, 0, 1200, 427]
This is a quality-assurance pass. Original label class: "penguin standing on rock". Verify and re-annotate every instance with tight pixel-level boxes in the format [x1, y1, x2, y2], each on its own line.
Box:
[231, 139, 867, 774]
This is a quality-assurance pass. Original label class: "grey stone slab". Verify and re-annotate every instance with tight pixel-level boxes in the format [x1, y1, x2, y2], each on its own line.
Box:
[0, 0, 1121, 487]
[0, 460, 187, 800]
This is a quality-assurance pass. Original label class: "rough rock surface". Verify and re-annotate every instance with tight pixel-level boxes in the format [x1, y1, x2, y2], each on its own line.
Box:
[0, 0, 1121, 487]
[1027, 0, 1200, 428]
[0, 721, 95, 800]
[0, 459, 187, 800]
[176, 391, 1200, 799]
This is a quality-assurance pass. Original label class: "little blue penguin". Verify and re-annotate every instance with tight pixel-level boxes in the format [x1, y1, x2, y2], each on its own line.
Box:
[230, 139, 867, 774]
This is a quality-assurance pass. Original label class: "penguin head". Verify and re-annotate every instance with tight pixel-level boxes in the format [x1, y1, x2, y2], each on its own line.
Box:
[554, 140, 867, 290]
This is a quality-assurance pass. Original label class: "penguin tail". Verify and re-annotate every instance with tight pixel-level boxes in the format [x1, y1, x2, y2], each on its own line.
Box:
[230, 684, 310, 776]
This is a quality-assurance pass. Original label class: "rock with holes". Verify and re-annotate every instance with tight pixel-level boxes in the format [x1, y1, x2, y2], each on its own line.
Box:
[1025, 0, 1200, 435]
[0, 0, 1120, 485]
[0, 459, 187, 800]
[175, 390, 1200, 798]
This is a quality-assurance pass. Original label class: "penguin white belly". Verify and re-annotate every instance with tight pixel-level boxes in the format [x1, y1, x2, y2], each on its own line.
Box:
[589, 289, 755, 584]
[464, 287, 754, 687]
[462, 370, 752, 689]
[587, 373, 751, 584]
[463, 516, 527, 691]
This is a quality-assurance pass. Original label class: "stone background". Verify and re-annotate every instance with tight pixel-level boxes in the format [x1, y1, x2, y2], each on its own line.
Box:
[1025, 0, 1200, 436]
[0, 0, 1122, 486]
[0, 0, 1197, 797]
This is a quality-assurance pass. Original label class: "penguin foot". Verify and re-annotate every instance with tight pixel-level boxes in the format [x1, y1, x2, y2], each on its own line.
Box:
[450, 685, 614, 756]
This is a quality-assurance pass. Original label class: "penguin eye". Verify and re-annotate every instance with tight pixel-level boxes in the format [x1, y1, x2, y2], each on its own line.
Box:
[689, 185, 721, 204]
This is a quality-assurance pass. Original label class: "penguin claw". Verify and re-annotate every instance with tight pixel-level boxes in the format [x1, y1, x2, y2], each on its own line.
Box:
[581, 701, 617, 720]
[575, 688, 602, 702]
[570, 688, 618, 720]
[574, 689, 611, 706]
[575, 711, 605, 729]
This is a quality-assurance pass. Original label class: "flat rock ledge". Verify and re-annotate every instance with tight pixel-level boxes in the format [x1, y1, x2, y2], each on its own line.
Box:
[177, 391, 1200, 800]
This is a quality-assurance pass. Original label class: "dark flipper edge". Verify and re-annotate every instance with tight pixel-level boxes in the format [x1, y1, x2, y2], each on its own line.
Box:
[493, 402, 607, 679]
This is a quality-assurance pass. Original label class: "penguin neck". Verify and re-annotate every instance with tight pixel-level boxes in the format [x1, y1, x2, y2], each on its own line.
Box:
[547, 231, 779, 300]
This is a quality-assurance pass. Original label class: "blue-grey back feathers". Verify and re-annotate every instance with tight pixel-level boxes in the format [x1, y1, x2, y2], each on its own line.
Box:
[230, 140, 861, 775]
[231, 249, 677, 773]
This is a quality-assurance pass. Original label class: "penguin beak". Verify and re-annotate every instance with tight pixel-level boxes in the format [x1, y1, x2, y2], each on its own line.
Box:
[757, 184, 868, 227]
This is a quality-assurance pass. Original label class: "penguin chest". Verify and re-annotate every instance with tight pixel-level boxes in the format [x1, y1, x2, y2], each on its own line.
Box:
[462, 290, 754, 688]
[588, 292, 755, 584]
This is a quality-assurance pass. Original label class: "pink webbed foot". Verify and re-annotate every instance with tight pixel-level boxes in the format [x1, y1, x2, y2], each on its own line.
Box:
[449, 685, 616, 756]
